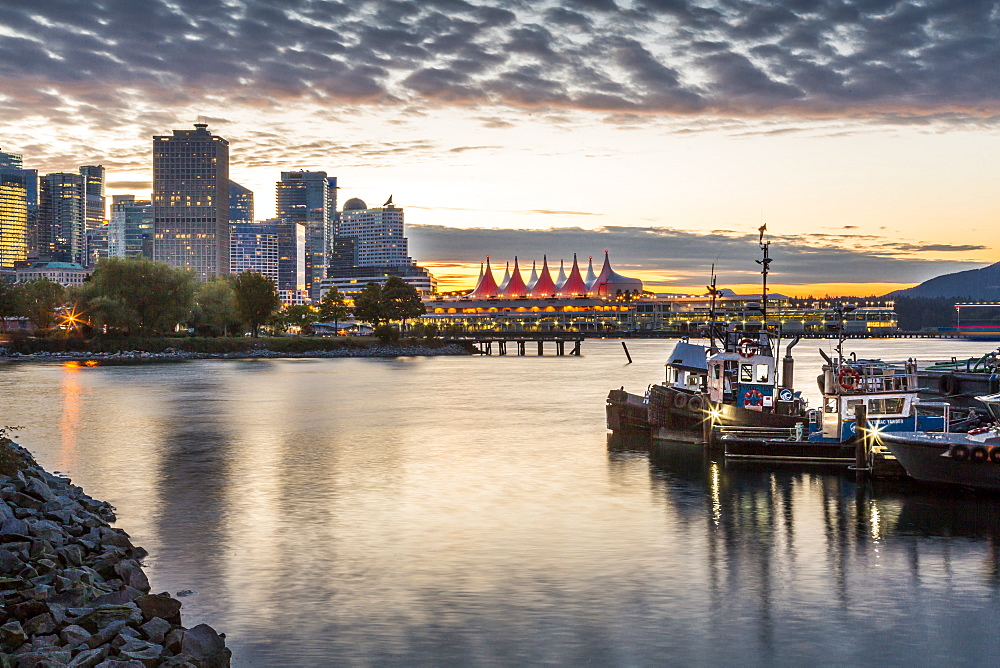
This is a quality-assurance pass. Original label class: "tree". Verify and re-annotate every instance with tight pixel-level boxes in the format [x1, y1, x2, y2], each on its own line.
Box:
[316, 287, 350, 332]
[193, 277, 242, 336]
[272, 304, 319, 335]
[16, 279, 66, 332]
[75, 257, 196, 335]
[233, 271, 281, 337]
[0, 280, 19, 320]
[352, 282, 386, 327]
[381, 276, 425, 330]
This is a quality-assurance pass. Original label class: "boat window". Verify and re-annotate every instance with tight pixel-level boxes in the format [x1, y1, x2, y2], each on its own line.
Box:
[740, 364, 753, 382]
[713, 364, 721, 380]
[755, 364, 769, 383]
[868, 397, 905, 415]
[825, 397, 838, 413]
[845, 399, 863, 417]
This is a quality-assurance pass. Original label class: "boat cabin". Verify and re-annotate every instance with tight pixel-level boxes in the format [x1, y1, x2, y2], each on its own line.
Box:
[706, 331, 777, 410]
[664, 339, 709, 393]
[817, 359, 924, 440]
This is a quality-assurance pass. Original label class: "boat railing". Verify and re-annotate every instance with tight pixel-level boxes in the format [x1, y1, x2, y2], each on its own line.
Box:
[833, 361, 918, 394]
[716, 425, 800, 441]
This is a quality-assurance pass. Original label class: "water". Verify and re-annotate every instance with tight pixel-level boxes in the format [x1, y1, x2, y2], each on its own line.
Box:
[3, 338, 1000, 666]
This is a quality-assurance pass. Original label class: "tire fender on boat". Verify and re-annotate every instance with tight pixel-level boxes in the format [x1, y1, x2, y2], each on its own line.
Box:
[951, 444, 970, 461]
[688, 396, 704, 412]
[989, 447, 1000, 463]
[673, 392, 688, 409]
[971, 446, 989, 463]
[939, 373, 957, 396]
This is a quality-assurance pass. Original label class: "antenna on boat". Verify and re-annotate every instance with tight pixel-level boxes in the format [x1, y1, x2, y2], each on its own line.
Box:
[755, 224, 771, 336]
[707, 262, 720, 353]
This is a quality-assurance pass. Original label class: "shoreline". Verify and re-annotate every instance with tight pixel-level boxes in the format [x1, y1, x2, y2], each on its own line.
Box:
[0, 342, 473, 364]
[0, 439, 231, 665]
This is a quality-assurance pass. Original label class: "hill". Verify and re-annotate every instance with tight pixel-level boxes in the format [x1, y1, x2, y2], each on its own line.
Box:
[887, 261, 1000, 299]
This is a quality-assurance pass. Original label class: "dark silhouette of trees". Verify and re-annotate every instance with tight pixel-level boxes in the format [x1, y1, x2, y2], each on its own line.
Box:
[233, 271, 281, 337]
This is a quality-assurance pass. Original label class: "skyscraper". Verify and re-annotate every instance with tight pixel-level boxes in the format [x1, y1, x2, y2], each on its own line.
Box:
[230, 221, 279, 284]
[228, 180, 254, 224]
[79, 165, 105, 229]
[0, 150, 27, 269]
[275, 171, 337, 300]
[109, 195, 153, 258]
[39, 172, 86, 266]
[152, 123, 230, 280]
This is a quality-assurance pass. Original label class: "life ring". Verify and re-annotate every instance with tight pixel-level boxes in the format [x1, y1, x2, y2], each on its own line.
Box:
[743, 389, 764, 407]
[972, 446, 989, 463]
[838, 367, 861, 391]
[738, 338, 759, 358]
[969, 427, 989, 435]
[989, 447, 1000, 463]
[688, 395, 705, 412]
[951, 444, 970, 461]
[939, 374, 957, 396]
[673, 392, 688, 409]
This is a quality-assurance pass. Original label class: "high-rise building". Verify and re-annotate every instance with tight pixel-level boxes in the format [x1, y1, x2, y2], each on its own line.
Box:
[322, 196, 436, 297]
[152, 123, 230, 280]
[39, 172, 87, 266]
[0, 150, 30, 268]
[109, 195, 154, 259]
[275, 171, 337, 300]
[86, 224, 109, 267]
[79, 165, 105, 229]
[230, 221, 279, 285]
[228, 181, 254, 224]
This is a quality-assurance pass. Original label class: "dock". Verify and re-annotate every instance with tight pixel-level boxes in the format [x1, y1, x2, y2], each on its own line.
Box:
[447, 334, 584, 356]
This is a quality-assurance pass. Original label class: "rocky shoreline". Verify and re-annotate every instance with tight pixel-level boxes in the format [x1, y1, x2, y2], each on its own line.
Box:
[0, 342, 472, 363]
[1, 439, 230, 667]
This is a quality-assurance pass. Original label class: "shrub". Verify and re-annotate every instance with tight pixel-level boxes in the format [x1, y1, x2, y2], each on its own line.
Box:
[374, 324, 400, 343]
[0, 426, 28, 476]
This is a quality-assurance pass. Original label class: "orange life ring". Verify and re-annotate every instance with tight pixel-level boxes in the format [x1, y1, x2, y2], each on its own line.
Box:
[838, 366, 861, 391]
[738, 338, 759, 358]
[743, 389, 764, 407]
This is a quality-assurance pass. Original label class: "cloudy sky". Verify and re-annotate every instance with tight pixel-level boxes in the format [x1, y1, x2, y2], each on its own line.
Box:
[2, 0, 998, 294]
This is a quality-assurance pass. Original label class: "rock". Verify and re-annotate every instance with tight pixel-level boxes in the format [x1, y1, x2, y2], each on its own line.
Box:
[68, 646, 110, 668]
[85, 620, 128, 649]
[56, 543, 85, 567]
[24, 477, 56, 502]
[158, 655, 198, 668]
[163, 628, 184, 654]
[181, 624, 231, 668]
[136, 593, 181, 625]
[75, 605, 142, 633]
[14, 646, 73, 666]
[23, 612, 56, 635]
[114, 560, 150, 593]
[139, 617, 170, 644]
[0, 518, 29, 540]
[0, 548, 23, 573]
[60, 623, 92, 646]
[93, 661, 146, 668]
[0, 620, 28, 649]
[90, 589, 134, 607]
[120, 642, 166, 667]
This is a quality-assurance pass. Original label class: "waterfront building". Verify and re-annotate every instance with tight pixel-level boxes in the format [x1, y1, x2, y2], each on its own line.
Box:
[228, 181, 254, 224]
[108, 195, 154, 259]
[276, 171, 338, 300]
[0, 171, 27, 269]
[38, 172, 87, 266]
[79, 165, 105, 229]
[323, 195, 436, 297]
[16, 261, 91, 287]
[86, 224, 109, 267]
[152, 123, 230, 280]
[229, 221, 279, 285]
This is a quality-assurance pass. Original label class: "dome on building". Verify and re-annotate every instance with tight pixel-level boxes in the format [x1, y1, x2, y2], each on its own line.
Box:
[343, 198, 368, 211]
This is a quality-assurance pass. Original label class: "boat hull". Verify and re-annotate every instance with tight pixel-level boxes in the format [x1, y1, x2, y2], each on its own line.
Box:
[880, 432, 1000, 492]
[918, 369, 1000, 408]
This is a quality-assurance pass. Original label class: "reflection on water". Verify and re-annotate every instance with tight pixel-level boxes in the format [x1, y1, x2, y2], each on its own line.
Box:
[3, 340, 1000, 665]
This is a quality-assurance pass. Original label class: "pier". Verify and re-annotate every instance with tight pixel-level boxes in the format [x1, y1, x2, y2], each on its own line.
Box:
[447, 334, 584, 356]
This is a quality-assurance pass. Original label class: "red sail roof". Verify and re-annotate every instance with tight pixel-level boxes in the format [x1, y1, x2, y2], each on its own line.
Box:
[501, 256, 528, 297]
[470, 257, 500, 298]
[530, 256, 557, 296]
[560, 254, 588, 295]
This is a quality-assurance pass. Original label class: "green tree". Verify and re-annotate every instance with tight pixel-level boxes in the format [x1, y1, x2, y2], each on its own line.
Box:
[381, 276, 425, 331]
[16, 278, 66, 332]
[272, 304, 319, 335]
[76, 257, 196, 335]
[316, 287, 350, 332]
[233, 271, 281, 337]
[193, 277, 242, 336]
[352, 282, 386, 327]
[0, 280, 19, 320]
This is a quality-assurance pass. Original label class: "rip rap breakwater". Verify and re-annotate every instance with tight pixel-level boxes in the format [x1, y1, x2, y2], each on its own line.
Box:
[0, 342, 472, 362]
[0, 440, 230, 667]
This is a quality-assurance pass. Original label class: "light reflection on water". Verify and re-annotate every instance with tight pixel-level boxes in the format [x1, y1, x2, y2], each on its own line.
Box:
[2, 339, 1000, 665]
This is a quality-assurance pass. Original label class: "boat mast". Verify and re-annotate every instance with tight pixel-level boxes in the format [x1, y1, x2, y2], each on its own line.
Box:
[755, 224, 771, 335]
[706, 263, 720, 353]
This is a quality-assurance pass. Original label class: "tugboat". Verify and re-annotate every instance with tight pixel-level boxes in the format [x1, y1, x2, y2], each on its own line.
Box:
[917, 348, 1000, 408]
[879, 394, 1000, 492]
[606, 228, 807, 443]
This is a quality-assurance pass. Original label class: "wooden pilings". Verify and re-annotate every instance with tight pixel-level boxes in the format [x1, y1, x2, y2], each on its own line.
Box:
[466, 336, 584, 356]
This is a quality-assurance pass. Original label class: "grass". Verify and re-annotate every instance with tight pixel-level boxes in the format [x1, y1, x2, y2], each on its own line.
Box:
[0, 426, 28, 476]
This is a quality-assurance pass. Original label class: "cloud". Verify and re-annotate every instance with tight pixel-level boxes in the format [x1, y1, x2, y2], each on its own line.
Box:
[406, 224, 991, 286]
[0, 0, 998, 129]
[106, 180, 152, 190]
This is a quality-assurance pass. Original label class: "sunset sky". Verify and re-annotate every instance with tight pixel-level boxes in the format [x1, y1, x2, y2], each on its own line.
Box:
[1, 0, 998, 295]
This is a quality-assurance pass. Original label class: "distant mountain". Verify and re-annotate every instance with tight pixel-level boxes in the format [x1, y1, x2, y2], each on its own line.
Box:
[888, 261, 1000, 299]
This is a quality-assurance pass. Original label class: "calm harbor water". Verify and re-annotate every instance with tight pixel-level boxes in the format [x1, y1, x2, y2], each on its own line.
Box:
[3, 338, 1000, 666]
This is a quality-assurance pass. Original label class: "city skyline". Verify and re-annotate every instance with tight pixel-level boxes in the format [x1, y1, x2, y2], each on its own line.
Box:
[1, 1, 998, 295]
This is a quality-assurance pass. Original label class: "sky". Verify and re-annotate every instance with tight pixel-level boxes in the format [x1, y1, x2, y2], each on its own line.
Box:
[1, 0, 998, 295]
